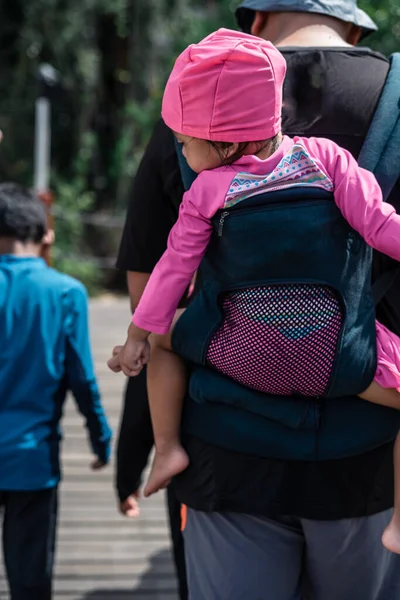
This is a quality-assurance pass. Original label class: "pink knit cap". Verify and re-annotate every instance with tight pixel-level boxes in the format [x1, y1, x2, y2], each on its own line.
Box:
[162, 28, 287, 142]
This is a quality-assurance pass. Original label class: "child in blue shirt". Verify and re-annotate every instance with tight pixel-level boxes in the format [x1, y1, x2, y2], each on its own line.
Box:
[0, 183, 112, 599]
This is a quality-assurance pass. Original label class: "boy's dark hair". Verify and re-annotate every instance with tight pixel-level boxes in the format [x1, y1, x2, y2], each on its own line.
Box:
[0, 183, 47, 243]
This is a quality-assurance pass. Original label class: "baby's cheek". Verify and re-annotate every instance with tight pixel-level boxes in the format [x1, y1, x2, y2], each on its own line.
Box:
[187, 156, 202, 173]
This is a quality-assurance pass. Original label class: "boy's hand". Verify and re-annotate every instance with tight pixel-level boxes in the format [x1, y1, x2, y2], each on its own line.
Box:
[120, 492, 140, 518]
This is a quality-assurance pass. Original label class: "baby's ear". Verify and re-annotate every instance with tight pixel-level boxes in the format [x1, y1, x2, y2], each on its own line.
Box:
[226, 143, 239, 159]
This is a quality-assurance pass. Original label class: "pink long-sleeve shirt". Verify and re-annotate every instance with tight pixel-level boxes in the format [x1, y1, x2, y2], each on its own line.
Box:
[133, 136, 400, 335]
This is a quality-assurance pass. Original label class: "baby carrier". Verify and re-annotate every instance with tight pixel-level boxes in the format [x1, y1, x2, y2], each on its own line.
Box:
[173, 54, 400, 461]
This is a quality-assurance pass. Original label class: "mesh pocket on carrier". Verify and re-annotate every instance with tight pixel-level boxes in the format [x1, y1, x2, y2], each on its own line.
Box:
[206, 284, 343, 396]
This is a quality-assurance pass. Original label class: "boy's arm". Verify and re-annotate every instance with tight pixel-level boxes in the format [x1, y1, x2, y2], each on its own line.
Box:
[65, 283, 112, 464]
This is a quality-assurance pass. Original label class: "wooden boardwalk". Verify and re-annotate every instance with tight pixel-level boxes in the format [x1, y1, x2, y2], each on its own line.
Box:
[0, 297, 178, 600]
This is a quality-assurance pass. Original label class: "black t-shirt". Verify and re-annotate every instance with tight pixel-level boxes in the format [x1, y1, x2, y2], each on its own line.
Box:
[117, 47, 399, 519]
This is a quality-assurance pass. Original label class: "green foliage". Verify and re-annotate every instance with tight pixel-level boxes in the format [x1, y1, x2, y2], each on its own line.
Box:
[360, 0, 400, 55]
[51, 132, 100, 292]
[0, 0, 398, 291]
[54, 256, 101, 295]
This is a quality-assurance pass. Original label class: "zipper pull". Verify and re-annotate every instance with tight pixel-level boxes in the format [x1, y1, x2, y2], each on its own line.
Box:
[218, 211, 229, 237]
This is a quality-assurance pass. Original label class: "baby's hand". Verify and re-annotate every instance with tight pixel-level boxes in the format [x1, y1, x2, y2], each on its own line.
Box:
[107, 338, 150, 377]
[121, 338, 150, 376]
[108, 345, 123, 372]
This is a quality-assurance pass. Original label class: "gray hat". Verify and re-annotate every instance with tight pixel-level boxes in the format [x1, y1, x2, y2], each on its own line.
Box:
[236, 0, 378, 38]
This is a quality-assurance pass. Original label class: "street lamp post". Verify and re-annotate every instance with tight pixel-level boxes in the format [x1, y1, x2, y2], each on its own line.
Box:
[34, 64, 60, 264]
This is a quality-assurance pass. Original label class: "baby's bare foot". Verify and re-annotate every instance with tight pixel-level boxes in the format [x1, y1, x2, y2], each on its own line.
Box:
[144, 446, 189, 497]
[382, 519, 400, 554]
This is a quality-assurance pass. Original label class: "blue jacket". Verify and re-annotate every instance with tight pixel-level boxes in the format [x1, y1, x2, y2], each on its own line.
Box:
[0, 255, 112, 490]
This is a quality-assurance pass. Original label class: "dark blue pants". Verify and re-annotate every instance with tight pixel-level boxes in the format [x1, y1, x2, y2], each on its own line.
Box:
[0, 487, 58, 600]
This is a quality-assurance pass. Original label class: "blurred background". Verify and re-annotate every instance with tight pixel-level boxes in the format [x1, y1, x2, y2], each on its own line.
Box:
[0, 0, 398, 292]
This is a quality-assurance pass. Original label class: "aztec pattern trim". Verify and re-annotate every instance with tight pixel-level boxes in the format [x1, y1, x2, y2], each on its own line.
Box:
[224, 143, 334, 208]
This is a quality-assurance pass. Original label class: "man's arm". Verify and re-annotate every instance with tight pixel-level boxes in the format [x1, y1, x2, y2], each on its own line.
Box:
[116, 368, 154, 501]
[116, 271, 154, 502]
[117, 120, 183, 274]
[127, 271, 150, 312]
[115, 120, 184, 502]
[65, 283, 112, 464]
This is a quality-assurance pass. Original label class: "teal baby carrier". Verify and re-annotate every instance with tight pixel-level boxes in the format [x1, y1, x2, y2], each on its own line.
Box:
[173, 54, 400, 461]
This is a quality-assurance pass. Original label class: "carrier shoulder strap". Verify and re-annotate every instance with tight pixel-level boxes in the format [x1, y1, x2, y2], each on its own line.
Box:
[358, 53, 400, 199]
[358, 54, 400, 305]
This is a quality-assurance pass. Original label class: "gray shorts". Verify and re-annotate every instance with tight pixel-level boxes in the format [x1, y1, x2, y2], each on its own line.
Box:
[183, 508, 400, 600]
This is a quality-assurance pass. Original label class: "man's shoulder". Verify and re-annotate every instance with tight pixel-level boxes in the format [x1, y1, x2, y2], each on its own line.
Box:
[282, 45, 389, 82]
[281, 46, 391, 156]
[131, 117, 182, 208]
[147, 118, 176, 160]
[281, 45, 388, 62]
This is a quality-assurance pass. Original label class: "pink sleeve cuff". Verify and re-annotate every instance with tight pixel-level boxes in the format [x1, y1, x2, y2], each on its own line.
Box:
[132, 313, 170, 336]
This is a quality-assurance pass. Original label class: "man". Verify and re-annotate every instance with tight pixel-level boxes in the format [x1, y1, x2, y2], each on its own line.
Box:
[115, 297, 188, 600]
[116, 1, 400, 598]
[0, 183, 112, 599]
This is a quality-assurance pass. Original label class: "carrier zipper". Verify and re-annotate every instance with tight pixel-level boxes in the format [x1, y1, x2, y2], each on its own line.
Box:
[217, 199, 330, 237]
[218, 211, 229, 236]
